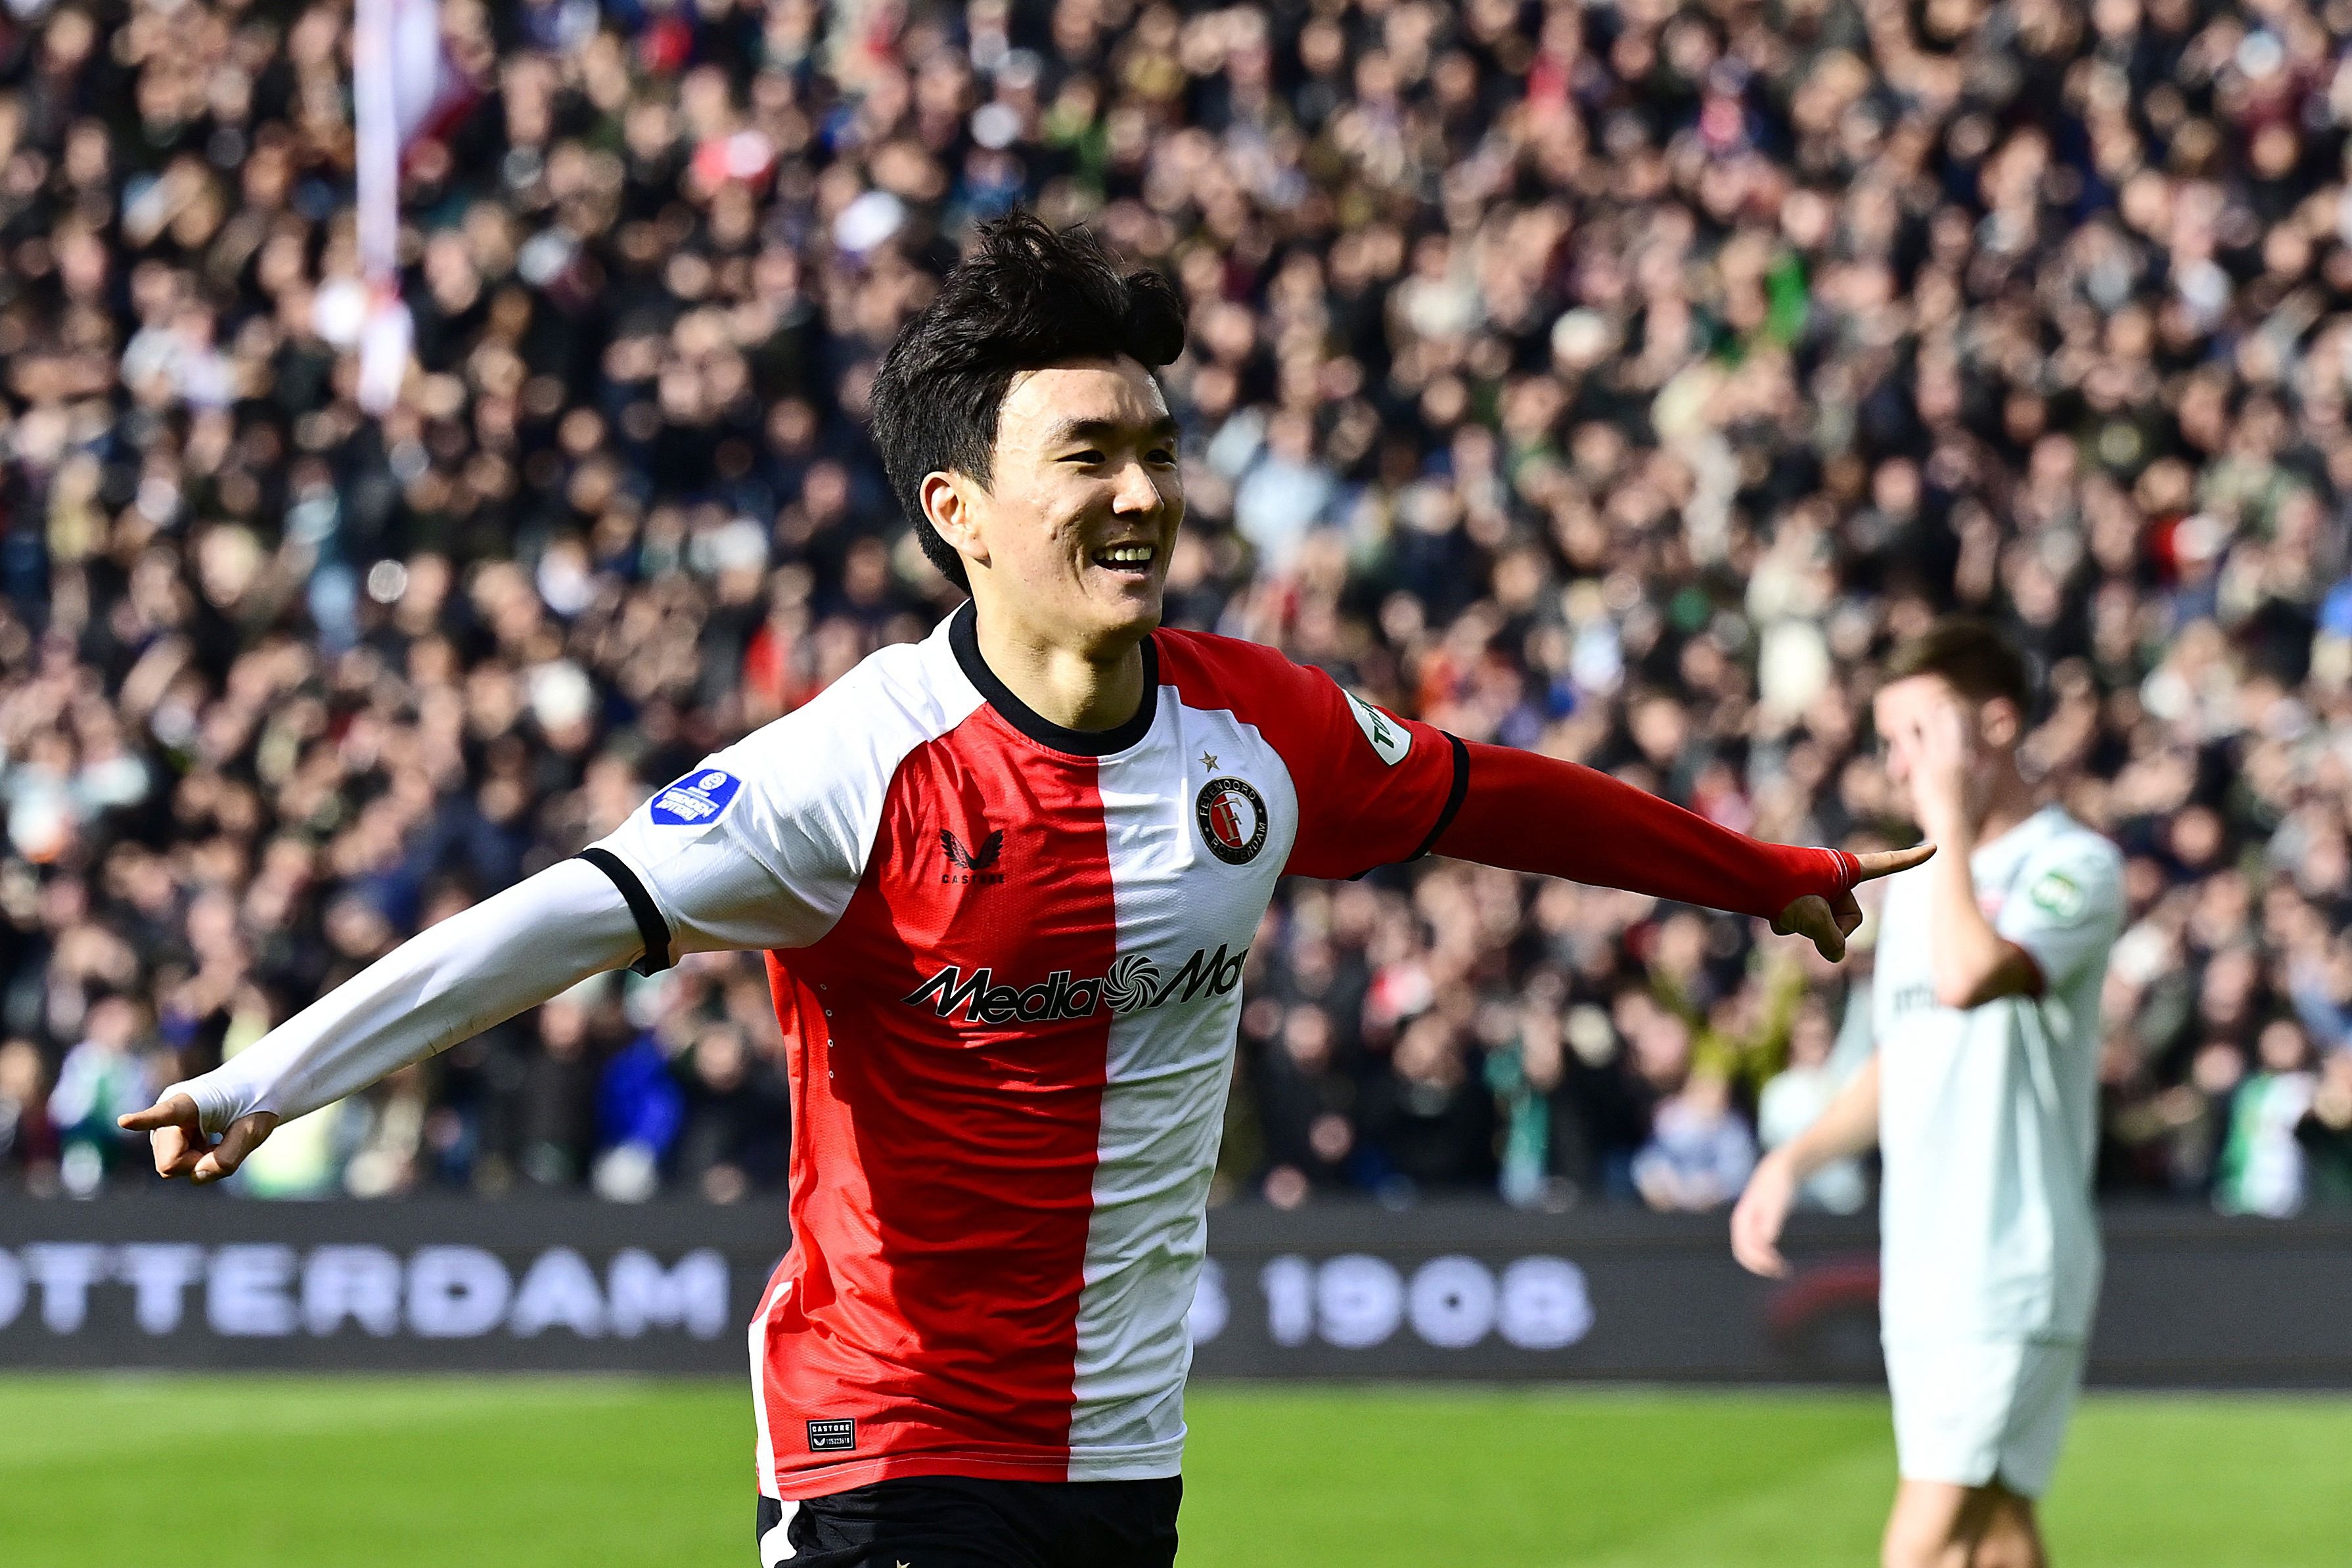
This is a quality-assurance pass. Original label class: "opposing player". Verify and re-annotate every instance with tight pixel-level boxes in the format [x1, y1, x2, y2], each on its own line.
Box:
[1731, 621, 2125, 1568]
[124, 213, 1926, 1568]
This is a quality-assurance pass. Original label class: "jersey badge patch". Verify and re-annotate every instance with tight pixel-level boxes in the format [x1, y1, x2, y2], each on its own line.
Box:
[649, 769, 741, 826]
[1196, 776, 1269, 865]
[1346, 691, 1412, 765]
[2028, 868, 2087, 923]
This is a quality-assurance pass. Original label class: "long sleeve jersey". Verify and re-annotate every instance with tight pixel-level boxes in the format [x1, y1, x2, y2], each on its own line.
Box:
[173, 604, 1851, 1499]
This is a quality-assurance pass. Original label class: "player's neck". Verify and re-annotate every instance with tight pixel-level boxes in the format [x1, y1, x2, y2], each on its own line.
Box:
[966, 599, 1148, 734]
[1968, 767, 2040, 847]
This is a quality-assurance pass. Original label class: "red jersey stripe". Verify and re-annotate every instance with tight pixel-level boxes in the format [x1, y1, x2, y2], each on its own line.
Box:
[756, 704, 1121, 1497]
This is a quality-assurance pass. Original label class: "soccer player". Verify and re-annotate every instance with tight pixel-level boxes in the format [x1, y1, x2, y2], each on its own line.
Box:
[124, 213, 1926, 1568]
[1730, 621, 2125, 1568]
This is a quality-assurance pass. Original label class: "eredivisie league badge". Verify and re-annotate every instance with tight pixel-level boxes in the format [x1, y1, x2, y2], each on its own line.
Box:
[649, 769, 741, 826]
[1195, 776, 1268, 865]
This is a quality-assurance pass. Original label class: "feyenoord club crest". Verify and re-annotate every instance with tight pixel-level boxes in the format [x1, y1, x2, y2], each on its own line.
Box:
[1195, 776, 1269, 866]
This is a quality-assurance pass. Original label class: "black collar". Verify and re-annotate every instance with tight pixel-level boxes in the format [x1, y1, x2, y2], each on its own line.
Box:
[949, 600, 1160, 757]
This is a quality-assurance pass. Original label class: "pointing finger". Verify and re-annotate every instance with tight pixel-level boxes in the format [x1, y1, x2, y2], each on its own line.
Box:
[1850, 843, 1935, 883]
[117, 1093, 200, 1134]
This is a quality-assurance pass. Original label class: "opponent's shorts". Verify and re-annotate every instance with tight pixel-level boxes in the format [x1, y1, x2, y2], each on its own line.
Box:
[1884, 1337, 2086, 1499]
[755, 1475, 1181, 1568]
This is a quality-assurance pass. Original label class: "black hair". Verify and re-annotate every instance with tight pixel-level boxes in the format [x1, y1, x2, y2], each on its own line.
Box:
[1885, 617, 2033, 714]
[867, 210, 1188, 590]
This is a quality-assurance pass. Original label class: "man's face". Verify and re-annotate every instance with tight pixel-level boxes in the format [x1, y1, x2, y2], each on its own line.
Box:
[1874, 675, 1951, 799]
[932, 356, 1183, 654]
[1873, 672, 2001, 824]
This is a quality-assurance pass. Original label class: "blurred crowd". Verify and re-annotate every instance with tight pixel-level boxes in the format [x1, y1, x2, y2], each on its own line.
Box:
[5, 0, 2352, 1216]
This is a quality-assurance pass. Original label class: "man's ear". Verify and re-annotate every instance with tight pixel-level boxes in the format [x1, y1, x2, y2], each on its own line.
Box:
[1979, 696, 2022, 750]
[920, 472, 989, 573]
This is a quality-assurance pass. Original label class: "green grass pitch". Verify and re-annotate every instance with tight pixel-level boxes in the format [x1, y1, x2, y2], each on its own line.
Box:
[2, 1377, 2345, 1565]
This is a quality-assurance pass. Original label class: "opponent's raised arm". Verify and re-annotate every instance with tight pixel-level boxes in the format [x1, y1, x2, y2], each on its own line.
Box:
[1430, 742, 1932, 961]
[119, 857, 649, 1182]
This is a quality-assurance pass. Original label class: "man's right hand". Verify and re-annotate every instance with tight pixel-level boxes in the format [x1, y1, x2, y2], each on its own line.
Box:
[117, 1093, 280, 1184]
[1729, 1148, 1801, 1278]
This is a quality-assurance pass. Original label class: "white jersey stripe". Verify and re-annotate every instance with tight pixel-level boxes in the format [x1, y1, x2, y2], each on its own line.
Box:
[757, 1500, 800, 1565]
[1066, 693, 1299, 1478]
[749, 1276, 792, 1498]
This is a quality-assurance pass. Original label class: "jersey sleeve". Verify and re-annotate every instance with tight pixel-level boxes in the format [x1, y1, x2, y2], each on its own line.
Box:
[1995, 837, 2125, 992]
[170, 859, 643, 1134]
[1270, 665, 1466, 882]
[1432, 742, 1856, 920]
[583, 693, 894, 964]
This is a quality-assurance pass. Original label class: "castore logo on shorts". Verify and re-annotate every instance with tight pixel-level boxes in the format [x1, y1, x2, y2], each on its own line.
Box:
[901, 945, 1250, 1025]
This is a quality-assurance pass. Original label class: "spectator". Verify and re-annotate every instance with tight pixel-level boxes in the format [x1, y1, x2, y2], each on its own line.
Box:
[2294, 1050, 2352, 1206]
[1633, 1069, 1757, 1214]
[1491, 993, 1652, 1206]
[1755, 998, 1868, 1215]
[0, 1037, 55, 1191]
[45, 994, 153, 1195]
[671, 1021, 787, 1204]
[516, 985, 602, 1189]
[1252, 1000, 1359, 1208]
[593, 1018, 687, 1203]
[344, 1061, 432, 1200]
[2215, 1019, 2320, 1217]
[1358, 1013, 1499, 1197]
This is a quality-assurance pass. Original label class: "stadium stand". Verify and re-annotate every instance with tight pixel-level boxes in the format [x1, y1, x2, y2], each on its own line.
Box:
[2, 0, 2351, 1214]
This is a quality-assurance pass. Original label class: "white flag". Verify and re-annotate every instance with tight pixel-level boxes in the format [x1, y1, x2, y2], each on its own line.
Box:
[353, 0, 465, 413]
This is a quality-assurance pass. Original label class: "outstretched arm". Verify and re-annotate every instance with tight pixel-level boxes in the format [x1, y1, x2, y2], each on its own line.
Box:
[1430, 742, 1931, 959]
[119, 857, 646, 1184]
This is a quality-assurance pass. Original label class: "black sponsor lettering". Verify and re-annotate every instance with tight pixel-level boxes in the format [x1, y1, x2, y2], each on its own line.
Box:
[901, 965, 992, 1018]
[900, 949, 1250, 1025]
[1153, 946, 1212, 1006]
[1152, 944, 1249, 1007]
[1016, 977, 1056, 1020]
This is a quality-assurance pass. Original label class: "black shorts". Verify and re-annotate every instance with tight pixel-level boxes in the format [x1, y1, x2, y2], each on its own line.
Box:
[754, 1475, 1181, 1568]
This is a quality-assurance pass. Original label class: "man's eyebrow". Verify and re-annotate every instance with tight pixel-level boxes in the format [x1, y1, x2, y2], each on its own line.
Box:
[1045, 415, 1182, 447]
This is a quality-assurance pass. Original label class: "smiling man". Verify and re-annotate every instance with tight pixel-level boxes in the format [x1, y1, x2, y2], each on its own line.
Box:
[123, 213, 1925, 1568]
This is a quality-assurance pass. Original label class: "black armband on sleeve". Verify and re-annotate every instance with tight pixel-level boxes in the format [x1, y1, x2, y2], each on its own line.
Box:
[1407, 732, 1472, 861]
[574, 848, 674, 976]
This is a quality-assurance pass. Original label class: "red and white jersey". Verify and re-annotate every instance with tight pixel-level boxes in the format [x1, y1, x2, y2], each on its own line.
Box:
[590, 604, 1462, 1498]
